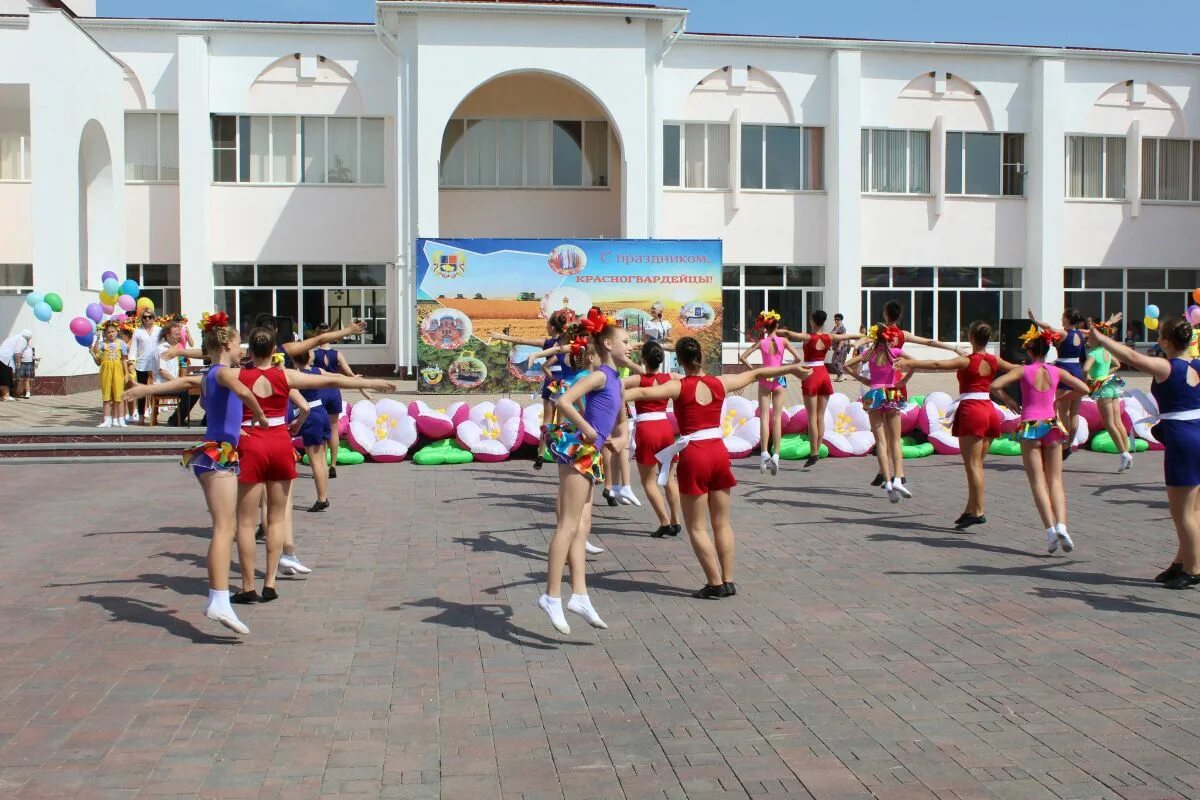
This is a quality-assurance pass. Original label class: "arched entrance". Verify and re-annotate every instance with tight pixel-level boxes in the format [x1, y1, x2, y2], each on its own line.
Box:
[78, 119, 117, 289]
[437, 71, 623, 238]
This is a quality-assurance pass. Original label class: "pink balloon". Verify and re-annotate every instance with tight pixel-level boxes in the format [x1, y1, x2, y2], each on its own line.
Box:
[101, 303, 115, 315]
[1189, 305, 1200, 325]
[69, 317, 93, 336]
[117, 294, 136, 312]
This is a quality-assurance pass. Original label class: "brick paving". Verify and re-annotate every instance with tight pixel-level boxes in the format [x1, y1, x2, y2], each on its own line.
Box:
[2, 450, 1199, 800]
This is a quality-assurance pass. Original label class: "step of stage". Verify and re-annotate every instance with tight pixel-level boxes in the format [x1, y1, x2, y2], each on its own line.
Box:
[0, 427, 199, 460]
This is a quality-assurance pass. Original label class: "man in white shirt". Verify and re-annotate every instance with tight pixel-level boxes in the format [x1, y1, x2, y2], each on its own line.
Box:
[0, 329, 32, 401]
[129, 309, 162, 422]
[154, 321, 193, 426]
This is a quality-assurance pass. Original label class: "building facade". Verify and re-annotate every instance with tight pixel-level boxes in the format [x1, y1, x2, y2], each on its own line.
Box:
[2, 0, 1200, 384]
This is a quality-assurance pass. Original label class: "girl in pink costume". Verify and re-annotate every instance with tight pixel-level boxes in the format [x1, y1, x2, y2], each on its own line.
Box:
[845, 324, 913, 503]
[738, 310, 802, 475]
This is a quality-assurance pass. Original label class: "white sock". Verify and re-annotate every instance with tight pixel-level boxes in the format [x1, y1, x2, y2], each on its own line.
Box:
[537, 594, 570, 634]
[567, 593, 608, 629]
[207, 588, 232, 614]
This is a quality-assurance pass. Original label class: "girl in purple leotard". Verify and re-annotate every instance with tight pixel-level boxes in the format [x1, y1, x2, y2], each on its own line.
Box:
[539, 307, 630, 635]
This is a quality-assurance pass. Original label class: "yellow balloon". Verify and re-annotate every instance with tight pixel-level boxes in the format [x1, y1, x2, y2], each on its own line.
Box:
[99, 291, 116, 305]
[1145, 316, 1160, 331]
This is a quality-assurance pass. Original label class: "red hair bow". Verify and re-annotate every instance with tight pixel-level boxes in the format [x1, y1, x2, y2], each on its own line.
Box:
[201, 311, 229, 332]
[569, 335, 588, 356]
[581, 306, 613, 335]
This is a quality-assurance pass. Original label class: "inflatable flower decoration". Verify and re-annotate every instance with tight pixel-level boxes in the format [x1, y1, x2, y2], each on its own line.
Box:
[408, 400, 468, 440]
[721, 395, 760, 458]
[919, 391, 960, 455]
[348, 398, 418, 462]
[1122, 393, 1163, 450]
[780, 404, 808, 435]
[456, 399, 524, 462]
[521, 403, 544, 448]
[823, 393, 874, 457]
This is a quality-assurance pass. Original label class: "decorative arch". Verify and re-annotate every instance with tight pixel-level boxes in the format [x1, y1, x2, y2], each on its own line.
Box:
[246, 54, 364, 115]
[78, 119, 117, 291]
[1088, 80, 1186, 137]
[113, 58, 147, 111]
[891, 71, 994, 131]
[682, 66, 794, 124]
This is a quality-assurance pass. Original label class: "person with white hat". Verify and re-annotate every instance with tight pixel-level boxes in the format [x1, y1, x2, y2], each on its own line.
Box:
[0, 329, 32, 401]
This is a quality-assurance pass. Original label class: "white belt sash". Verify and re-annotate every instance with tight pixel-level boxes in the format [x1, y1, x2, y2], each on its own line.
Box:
[1124, 388, 1200, 424]
[655, 426, 721, 486]
[306, 399, 324, 409]
[242, 415, 287, 428]
[636, 411, 668, 422]
[941, 392, 991, 424]
[801, 360, 827, 368]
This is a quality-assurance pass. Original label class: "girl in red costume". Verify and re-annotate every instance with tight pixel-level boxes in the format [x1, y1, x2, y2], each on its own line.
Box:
[780, 309, 860, 467]
[232, 327, 395, 604]
[624, 337, 809, 598]
[898, 321, 1020, 529]
[623, 340, 682, 539]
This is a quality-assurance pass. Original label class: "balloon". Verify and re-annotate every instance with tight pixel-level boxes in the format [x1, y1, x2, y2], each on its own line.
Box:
[1145, 304, 1160, 320]
[25, 292, 43, 308]
[70, 316, 94, 336]
[99, 291, 116, 305]
[113, 313, 128, 323]
[101, 271, 118, 283]
[101, 302, 114, 315]
[33, 302, 53, 322]
[1190, 307, 1200, 326]
[136, 297, 155, 314]
[43, 292, 63, 312]
[74, 332, 94, 348]
[119, 279, 139, 299]
[102, 277, 119, 296]
[117, 294, 136, 312]
[85, 303, 104, 323]
[1145, 316, 1160, 331]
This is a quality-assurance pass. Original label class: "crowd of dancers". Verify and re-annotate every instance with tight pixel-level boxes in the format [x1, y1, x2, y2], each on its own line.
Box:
[135, 297, 1200, 638]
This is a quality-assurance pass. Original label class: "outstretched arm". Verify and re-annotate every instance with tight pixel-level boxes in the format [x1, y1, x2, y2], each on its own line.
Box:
[894, 355, 969, 373]
[1026, 307, 1066, 337]
[284, 368, 395, 394]
[124, 374, 202, 400]
[624, 379, 682, 405]
[159, 344, 204, 361]
[282, 321, 367, 358]
[1087, 327, 1170, 381]
[720, 363, 810, 394]
[778, 329, 809, 343]
[901, 329, 961, 353]
[490, 331, 545, 347]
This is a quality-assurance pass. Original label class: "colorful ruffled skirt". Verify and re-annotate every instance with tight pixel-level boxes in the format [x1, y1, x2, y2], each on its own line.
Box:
[546, 423, 604, 483]
[1016, 418, 1068, 445]
[1089, 375, 1125, 400]
[181, 440, 239, 476]
[862, 387, 904, 412]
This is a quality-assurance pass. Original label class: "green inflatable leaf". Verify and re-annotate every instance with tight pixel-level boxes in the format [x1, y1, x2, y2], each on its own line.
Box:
[901, 442, 934, 459]
[989, 436, 1023, 456]
[412, 439, 475, 466]
[777, 434, 829, 461]
[301, 445, 365, 466]
[908, 395, 926, 407]
[1089, 431, 1149, 454]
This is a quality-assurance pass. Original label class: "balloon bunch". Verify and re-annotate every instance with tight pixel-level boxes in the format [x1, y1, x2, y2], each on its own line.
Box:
[25, 290, 63, 324]
[1144, 304, 1160, 332]
[1188, 301, 1200, 327]
[46, 270, 150, 348]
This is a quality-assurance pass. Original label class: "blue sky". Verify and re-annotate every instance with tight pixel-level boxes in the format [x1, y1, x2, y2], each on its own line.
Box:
[98, 1, 1200, 54]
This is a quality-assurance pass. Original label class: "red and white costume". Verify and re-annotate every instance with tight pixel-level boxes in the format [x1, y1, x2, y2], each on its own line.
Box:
[656, 375, 736, 496]
[633, 372, 676, 467]
[950, 352, 1001, 439]
[236, 366, 298, 485]
[800, 334, 833, 396]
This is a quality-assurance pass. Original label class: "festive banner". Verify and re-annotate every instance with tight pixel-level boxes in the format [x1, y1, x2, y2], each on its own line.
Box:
[415, 238, 723, 394]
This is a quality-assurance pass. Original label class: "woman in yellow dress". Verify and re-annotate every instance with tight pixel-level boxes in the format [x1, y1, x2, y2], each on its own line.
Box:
[90, 321, 129, 428]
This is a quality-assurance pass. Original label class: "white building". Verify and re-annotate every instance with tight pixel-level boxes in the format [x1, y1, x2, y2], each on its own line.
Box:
[2, 0, 1199, 388]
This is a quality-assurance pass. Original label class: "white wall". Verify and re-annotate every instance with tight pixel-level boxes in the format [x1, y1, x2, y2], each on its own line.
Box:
[662, 192, 827, 264]
[124, 185, 179, 264]
[861, 196, 1026, 266]
[0, 184, 33, 263]
[1065, 202, 1200, 267]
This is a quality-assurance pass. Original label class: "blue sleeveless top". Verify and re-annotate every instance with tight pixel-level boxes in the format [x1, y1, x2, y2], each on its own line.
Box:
[582, 365, 621, 446]
[202, 364, 243, 445]
[1152, 358, 1200, 415]
[298, 365, 325, 403]
[1057, 329, 1084, 363]
[314, 347, 338, 373]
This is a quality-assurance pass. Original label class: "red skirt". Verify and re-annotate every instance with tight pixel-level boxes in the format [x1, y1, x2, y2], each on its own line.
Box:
[951, 399, 1001, 439]
[801, 365, 833, 396]
[237, 426, 299, 485]
[677, 440, 736, 496]
[634, 419, 676, 467]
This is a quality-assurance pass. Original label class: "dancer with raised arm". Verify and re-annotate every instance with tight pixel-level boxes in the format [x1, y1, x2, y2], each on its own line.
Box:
[780, 310, 860, 467]
[624, 340, 682, 538]
[739, 310, 801, 475]
[1083, 321, 1133, 473]
[625, 337, 810, 599]
[845, 324, 914, 503]
[493, 310, 572, 468]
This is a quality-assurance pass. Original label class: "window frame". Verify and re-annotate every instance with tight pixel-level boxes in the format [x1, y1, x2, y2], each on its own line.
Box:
[944, 131, 1026, 198]
[1065, 267, 1198, 344]
[124, 111, 180, 184]
[722, 264, 825, 347]
[1140, 137, 1200, 204]
[662, 121, 731, 191]
[212, 262, 389, 347]
[210, 114, 386, 187]
[125, 264, 182, 316]
[1064, 134, 1127, 201]
[739, 124, 825, 193]
[439, 117, 609, 190]
[0, 264, 34, 295]
[860, 128, 932, 195]
[859, 266, 1023, 343]
[0, 115, 32, 182]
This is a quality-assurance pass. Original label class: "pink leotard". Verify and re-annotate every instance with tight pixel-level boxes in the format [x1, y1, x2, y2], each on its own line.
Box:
[868, 348, 902, 389]
[758, 335, 787, 389]
[1020, 362, 1060, 421]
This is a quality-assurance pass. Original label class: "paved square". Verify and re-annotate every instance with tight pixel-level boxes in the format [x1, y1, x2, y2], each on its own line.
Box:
[2, 451, 1198, 800]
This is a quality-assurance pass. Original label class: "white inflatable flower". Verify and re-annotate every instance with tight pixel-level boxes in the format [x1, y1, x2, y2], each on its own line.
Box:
[348, 398, 418, 462]
[457, 399, 524, 462]
[823, 393, 875, 457]
[521, 403, 544, 448]
[408, 400, 468, 440]
[1072, 415, 1090, 450]
[1122, 394, 1163, 450]
[920, 391, 960, 455]
[721, 395, 760, 458]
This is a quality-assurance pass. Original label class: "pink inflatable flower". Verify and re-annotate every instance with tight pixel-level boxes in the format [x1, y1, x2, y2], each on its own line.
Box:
[919, 392, 960, 455]
[721, 395, 760, 458]
[456, 399, 524, 462]
[781, 404, 808, 434]
[348, 398, 418, 462]
[1079, 397, 1132, 435]
[899, 401, 921, 434]
[1122, 394, 1163, 450]
[823, 393, 875, 457]
[408, 400, 468, 440]
[521, 403, 545, 448]
[998, 403, 1021, 434]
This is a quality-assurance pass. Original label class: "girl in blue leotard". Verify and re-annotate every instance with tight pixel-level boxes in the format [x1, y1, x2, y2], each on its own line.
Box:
[1088, 317, 1200, 589]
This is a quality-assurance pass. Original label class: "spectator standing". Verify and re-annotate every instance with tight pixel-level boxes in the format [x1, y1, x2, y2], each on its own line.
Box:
[130, 309, 162, 422]
[15, 335, 35, 399]
[830, 313, 850, 381]
[0, 329, 32, 401]
[153, 321, 194, 426]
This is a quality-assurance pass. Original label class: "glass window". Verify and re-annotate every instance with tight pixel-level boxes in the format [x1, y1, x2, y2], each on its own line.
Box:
[743, 289, 765, 334]
[1127, 270, 1163, 290]
[1002, 133, 1024, 196]
[945, 131, 963, 195]
[893, 267, 933, 287]
[864, 129, 928, 193]
[909, 131, 930, 194]
[440, 119, 465, 186]
[958, 291, 1000, 341]
[498, 120, 524, 186]
[1086, 268, 1123, 288]
[301, 116, 325, 184]
[463, 119, 497, 187]
[526, 120, 551, 187]
[706, 124, 730, 189]
[775, 287, 804, 325]
[258, 264, 298, 285]
[1064, 268, 1083, 289]
[212, 115, 237, 183]
[663, 124, 682, 188]
[722, 289, 739, 341]
[740, 124, 763, 190]
[347, 264, 386, 286]
[722, 265, 740, 286]
[683, 123, 705, 188]
[0, 264, 33, 291]
[1141, 138, 1157, 201]
[303, 264, 343, 286]
[214, 264, 254, 286]
[552, 120, 583, 186]
[982, 268, 1020, 288]
[862, 267, 889, 288]
[786, 266, 821, 286]
[0, 106, 31, 181]
[1168, 270, 1199, 290]
[326, 118, 358, 183]
[1157, 138, 1191, 201]
[584, 120, 608, 187]
[938, 267, 978, 288]
[804, 127, 824, 190]
[965, 133, 1002, 196]
[1105, 137, 1126, 199]
[271, 116, 296, 183]
[125, 113, 158, 181]
[239, 116, 269, 183]
[764, 126, 802, 190]
[744, 265, 783, 287]
[360, 118, 385, 185]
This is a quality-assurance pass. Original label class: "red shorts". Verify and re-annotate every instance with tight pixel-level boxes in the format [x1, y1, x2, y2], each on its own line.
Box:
[677, 440, 736, 496]
[801, 366, 833, 396]
[952, 399, 1001, 439]
[237, 426, 299, 485]
[634, 419, 676, 467]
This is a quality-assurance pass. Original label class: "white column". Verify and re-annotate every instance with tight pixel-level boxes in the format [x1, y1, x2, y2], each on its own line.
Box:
[1127, 119, 1141, 218]
[176, 34, 212, 321]
[932, 115, 945, 218]
[826, 49, 862, 330]
[1026, 58, 1066, 320]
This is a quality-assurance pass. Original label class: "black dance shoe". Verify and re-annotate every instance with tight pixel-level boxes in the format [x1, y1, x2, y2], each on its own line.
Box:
[693, 584, 730, 599]
[1156, 563, 1184, 583]
[231, 590, 259, 604]
[260, 587, 279, 602]
[306, 500, 330, 513]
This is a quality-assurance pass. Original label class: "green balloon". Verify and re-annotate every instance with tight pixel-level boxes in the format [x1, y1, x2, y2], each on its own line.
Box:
[43, 292, 63, 313]
[413, 439, 474, 466]
[776, 434, 829, 461]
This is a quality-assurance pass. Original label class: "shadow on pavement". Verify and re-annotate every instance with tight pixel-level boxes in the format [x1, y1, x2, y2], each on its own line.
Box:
[78, 595, 240, 644]
[401, 597, 590, 650]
